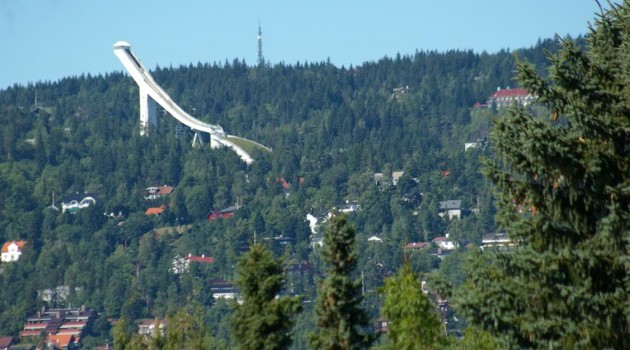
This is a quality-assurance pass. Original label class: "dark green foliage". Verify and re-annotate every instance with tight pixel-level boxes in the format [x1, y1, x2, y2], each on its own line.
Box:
[455, 3, 630, 348]
[162, 306, 226, 350]
[112, 305, 226, 350]
[409, 250, 440, 274]
[378, 262, 444, 350]
[310, 215, 375, 350]
[447, 325, 498, 350]
[0, 33, 573, 344]
[231, 243, 302, 350]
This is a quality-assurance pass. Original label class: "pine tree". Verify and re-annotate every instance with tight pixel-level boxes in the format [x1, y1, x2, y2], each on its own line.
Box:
[456, 2, 630, 348]
[310, 215, 376, 350]
[378, 262, 444, 350]
[231, 243, 302, 350]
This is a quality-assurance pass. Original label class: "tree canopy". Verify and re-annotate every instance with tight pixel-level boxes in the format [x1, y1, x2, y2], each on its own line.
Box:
[310, 215, 376, 350]
[0, 20, 592, 348]
[455, 2, 630, 348]
[378, 262, 443, 350]
[231, 243, 302, 350]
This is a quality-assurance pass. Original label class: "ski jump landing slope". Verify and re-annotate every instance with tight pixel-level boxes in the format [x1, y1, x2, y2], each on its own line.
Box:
[113, 41, 270, 164]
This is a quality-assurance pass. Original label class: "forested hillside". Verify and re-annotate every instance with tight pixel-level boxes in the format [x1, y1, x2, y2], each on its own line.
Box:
[0, 38, 567, 348]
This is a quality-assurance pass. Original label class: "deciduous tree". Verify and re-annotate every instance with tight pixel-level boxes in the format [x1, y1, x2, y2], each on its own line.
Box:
[378, 262, 444, 350]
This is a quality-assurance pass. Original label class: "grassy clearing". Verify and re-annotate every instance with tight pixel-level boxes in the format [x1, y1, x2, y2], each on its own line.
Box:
[227, 135, 272, 154]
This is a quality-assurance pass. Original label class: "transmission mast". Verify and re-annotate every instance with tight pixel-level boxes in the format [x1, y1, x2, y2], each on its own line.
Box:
[257, 22, 264, 66]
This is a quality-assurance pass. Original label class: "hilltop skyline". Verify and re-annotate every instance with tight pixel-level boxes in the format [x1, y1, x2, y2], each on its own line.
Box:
[0, 0, 613, 89]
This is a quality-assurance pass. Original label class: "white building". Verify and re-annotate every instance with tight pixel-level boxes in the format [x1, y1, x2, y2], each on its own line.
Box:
[481, 232, 517, 250]
[1, 241, 26, 262]
[61, 193, 97, 214]
[137, 319, 166, 337]
[210, 280, 239, 300]
[465, 142, 479, 150]
[432, 236, 456, 251]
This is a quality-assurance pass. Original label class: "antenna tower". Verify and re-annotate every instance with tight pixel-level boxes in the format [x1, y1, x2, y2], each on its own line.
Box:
[257, 22, 264, 66]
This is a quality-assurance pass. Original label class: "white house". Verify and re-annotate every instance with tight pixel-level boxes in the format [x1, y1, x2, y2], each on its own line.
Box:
[432, 236, 456, 250]
[144, 185, 174, 200]
[137, 319, 166, 337]
[464, 142, 480, 150]
[338, 201, 361, 213]
[210, 279, 239, 300]
[481, 232, 517, 250]
[1, 241, 26, 262]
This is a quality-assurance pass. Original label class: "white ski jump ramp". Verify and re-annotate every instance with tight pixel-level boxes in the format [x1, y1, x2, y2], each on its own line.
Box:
[113, 41, 270, 164]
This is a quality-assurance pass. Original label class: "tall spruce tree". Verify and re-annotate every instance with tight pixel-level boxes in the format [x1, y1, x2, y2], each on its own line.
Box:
[230, 243, 302, 350]
[456, 2, 630, 349]
[309, 215, 376, 350]
[378, 262, 444, 350]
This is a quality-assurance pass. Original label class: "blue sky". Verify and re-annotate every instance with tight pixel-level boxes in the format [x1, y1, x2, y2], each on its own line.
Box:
[0, 0, 614, 90]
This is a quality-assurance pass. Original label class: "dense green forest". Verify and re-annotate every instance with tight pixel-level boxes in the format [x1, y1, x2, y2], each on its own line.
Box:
[0, 33, 591, 349]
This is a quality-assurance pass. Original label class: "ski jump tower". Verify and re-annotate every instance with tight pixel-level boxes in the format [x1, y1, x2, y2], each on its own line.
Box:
[113, 42, 158, 136]
[113, 41, 270, 164]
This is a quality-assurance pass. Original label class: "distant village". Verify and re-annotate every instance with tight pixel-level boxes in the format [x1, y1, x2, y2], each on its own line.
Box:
[0, 87, 528, 349]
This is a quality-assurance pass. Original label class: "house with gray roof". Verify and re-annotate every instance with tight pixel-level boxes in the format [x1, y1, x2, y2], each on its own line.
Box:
[438, 200, 462, 219]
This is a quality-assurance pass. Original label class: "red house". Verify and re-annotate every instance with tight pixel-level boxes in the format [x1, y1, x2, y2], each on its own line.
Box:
[207, 206, 238, 221]
[0, 336, 12, 350]
[145, 205, 166, 216]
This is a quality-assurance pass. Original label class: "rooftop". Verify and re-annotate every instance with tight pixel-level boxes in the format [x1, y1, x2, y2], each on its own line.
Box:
[489, 87, 530, 99]
[1, 240, 26, 253]
[404, 242, 429, 249]
[439, 200, 462, 210]
[184, 254, 215, 264]
[145, 206, 165, 216]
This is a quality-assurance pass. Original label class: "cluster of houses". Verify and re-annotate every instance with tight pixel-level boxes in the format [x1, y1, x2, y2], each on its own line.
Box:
[141, 184, 243, 222]
[7, 166, 516, 345]
[1, 307, 182, 349]
[403, 234, 457, 258]
[144, 185, 174, 216]
[16, 306, 95, 349]
[307, 192, 516, 259]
